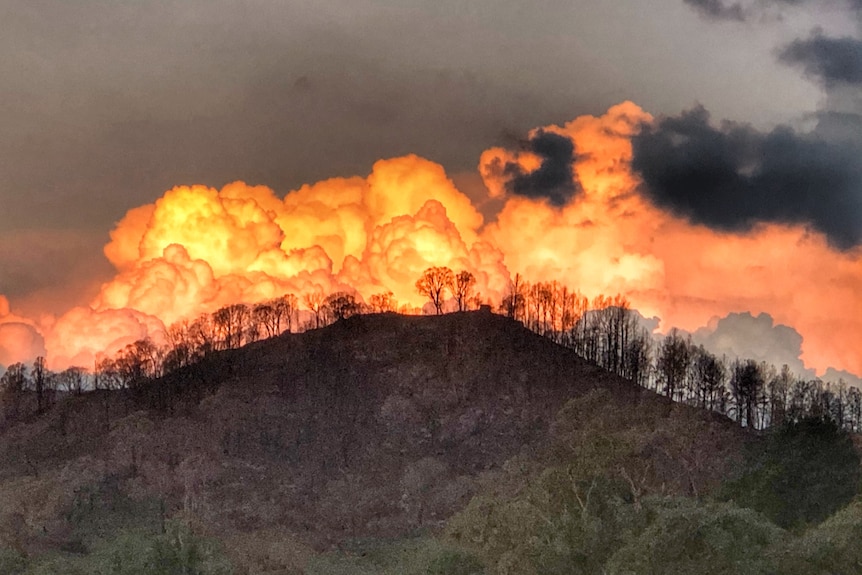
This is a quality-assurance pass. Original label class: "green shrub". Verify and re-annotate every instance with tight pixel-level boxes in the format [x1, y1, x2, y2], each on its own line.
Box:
[446, 470, 644, 575]
[774, 497, 862, 575]
[65, 474, 164, 547]
[38, 522, 236, 575]
[0, 547, 27, 575]
[722, 417, 861, 529]
[305, 537, 485, 575]
[604, 498, 785, 575]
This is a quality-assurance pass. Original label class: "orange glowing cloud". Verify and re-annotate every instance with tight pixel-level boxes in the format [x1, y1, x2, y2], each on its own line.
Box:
[0, 296, 46, 367]
[30, 154, 501, 366]
[0, 101, 859, 381]
[44, 306, 164, 370]
[480, 101, 862, 377]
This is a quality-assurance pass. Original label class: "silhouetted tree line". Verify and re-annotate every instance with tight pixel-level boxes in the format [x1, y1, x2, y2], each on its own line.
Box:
[495, 273, 862, 432]
[2, 266, 859, 434]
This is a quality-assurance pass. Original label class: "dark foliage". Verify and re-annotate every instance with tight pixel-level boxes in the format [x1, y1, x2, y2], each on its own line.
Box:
[722, 416, 861, 528]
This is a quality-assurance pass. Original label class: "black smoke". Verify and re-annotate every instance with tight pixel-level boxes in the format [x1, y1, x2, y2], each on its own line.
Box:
[503, 130, 580, 206]
[631, 106, 862, 249]
[780, 33, 862, 87]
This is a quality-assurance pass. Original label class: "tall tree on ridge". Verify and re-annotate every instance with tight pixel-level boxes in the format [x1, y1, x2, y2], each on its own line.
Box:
[416, 267, 454, 314]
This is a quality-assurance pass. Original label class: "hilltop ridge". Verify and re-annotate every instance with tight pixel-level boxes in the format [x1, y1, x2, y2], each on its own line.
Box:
[0, 310, 749, 571]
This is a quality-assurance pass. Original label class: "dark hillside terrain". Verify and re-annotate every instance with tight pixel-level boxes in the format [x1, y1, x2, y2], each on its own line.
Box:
[0, 311, 755, 572]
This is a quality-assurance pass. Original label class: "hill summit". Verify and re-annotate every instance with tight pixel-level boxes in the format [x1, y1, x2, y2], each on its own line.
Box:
[0, 310, 749, 571]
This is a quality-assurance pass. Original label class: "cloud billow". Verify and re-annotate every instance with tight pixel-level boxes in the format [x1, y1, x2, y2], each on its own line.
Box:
[503, 130, 580, 206]
[779, 34, 862, 87]
[631, 106, 862, 249]
[684, 0, 862, 21]
[683, 0, 745, 21]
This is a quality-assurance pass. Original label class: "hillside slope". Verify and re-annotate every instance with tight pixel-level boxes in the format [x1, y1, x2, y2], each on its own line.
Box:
[0, 310, 748, 571]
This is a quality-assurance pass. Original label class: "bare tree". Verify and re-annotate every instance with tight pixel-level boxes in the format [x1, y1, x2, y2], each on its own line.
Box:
[415, 267, 453, 314]
[691, 346, 727, 412]
[623, 328, 653, 389]
[57, 366, 87, 395]
[499, 273, 526, 321]
[95, 357, 122, 391]
[253, 294, 296, 338]
[449, 270, 477, 312]
[369, 291, 396, 313]
[213, 303, 251, 350]
[303, 291, 328, 329]
[0, 362, 27, 420]
[189, 313, 218, 359]
[591, 294, 634, 376]
[163, 320, 195, 373]
[730, 359, 766, 428]
[846, 386, 862, 432]
[32, 356, 47, 412]
[561, 289, 589, 349]
[766, 364, 794, 427]
[657, 329, 692, 402]
[325, 292, 361, 322]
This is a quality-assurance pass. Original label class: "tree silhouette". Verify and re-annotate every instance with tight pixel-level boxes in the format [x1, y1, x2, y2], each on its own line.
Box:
[213, 303, 250, 350]
[730, 359, 766, 428]
[253, 294, 296, 337]
[32, 355, 47, 412]
[369, 291, 396, 313]
[500, 273, 526, 320]
[303, 291, 328, 328]
[657, 329, 692, 402]
[691, 347, 726, 412]
[57, 366, 87, 395]
[0, 363, 27, 420]
[325, 292, 361, 321]
[416, 267, 453, 314]
[449, 270, 477, 312]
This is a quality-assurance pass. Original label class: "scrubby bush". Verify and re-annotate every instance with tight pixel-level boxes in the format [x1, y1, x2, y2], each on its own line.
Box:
[0, 547, 27, 575]
[774, 497, 862, 575]
[722, 416, 860, 529]
[306, 537, 485, 575]
[446, 470, 644, 575]
[604, 498, 785, 575]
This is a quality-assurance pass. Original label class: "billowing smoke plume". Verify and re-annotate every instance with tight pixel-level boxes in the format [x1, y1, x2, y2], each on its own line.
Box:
[0, 102, 860, 382]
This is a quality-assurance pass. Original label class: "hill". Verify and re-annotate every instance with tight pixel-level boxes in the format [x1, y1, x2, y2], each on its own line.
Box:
[0, 311, 787, 572]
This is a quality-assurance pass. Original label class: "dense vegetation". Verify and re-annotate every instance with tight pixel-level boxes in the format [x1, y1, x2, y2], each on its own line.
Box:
[0, 381, 858, 574]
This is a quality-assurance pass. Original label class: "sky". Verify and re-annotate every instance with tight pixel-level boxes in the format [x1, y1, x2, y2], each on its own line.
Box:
[0, 0, 860, 382]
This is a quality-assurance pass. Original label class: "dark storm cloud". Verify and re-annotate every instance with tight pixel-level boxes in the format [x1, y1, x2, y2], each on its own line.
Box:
[683, 0, 862, 21]
[779, 33, 862, 86]
[503, 130, 580, 206]
[631, 106, 862, 249]
[683, 0, 745, 21]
